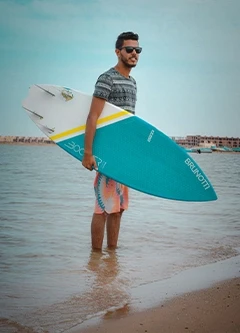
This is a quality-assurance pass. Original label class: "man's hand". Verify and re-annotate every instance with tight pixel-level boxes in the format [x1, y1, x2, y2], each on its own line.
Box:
[82, 152, 98, 171]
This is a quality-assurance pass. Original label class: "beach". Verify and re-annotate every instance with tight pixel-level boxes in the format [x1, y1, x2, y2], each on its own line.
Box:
[68, 254, 240, 333]
[1, 145, 240, 333]
[75, 277, 240, 333]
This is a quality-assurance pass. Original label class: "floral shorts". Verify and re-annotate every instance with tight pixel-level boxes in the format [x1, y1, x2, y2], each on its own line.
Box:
[94, 172, 129, 214]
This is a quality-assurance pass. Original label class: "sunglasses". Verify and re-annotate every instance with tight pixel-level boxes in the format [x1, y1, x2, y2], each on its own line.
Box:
[120, 46, 142, 54]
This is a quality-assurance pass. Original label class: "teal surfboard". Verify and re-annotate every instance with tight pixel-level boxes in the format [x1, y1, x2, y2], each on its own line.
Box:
[22, 84, 217, 202]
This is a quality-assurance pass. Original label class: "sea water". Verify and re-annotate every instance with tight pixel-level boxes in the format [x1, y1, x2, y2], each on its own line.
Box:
[0, 144, 239, 332]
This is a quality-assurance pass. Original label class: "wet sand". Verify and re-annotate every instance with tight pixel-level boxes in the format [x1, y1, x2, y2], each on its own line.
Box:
[78, 277, 240, 333]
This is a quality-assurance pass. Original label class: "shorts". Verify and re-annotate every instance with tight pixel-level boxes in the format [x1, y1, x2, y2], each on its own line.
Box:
[94, 172, 129, 214]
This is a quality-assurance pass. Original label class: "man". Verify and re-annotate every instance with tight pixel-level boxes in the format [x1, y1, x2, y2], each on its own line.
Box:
[82, 32, 142, 251]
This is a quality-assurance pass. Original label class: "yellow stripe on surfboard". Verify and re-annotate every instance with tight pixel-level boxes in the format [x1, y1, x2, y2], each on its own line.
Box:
[50, 110, 129, 142]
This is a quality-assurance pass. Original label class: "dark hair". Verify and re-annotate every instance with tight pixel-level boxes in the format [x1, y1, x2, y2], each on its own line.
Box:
[115, 32, 139, 49]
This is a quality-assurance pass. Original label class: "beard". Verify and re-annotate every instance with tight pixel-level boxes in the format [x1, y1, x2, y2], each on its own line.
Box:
[121, 55, 137, 68]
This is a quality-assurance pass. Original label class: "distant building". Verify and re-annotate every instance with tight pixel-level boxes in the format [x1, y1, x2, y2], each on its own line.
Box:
[0, 136, 54, 144]
[1, 135, 239, 149]
[172, 135, 240, 148]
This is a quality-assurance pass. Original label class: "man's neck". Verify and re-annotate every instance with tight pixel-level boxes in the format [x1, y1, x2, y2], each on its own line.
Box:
[114, 64, 131, 78]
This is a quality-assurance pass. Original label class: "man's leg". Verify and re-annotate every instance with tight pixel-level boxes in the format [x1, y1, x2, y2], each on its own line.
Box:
[106, 209, 124, 249]
[91, 213, 106, 251]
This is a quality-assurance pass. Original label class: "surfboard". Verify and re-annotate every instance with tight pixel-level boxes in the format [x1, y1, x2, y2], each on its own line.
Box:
[22, 84, 217, 202]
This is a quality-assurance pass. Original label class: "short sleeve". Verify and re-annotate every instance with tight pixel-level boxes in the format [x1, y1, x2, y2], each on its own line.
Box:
[93, 74, 113, 100]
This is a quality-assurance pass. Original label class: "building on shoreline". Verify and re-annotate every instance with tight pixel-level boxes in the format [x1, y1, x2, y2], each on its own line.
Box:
[1, 135, 239, 151]
[172, 135, 240, 149]
[0, 136, 54, 144]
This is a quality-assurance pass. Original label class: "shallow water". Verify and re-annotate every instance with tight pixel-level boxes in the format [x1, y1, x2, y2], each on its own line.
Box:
[0, 145, 239, 332]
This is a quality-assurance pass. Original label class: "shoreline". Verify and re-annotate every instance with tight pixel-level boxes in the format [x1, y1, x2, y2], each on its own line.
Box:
[77, 277, 240, 333]
[0, 142, 55, 146]
[1, 142, 240, 153]
[67, 255, 240, 333]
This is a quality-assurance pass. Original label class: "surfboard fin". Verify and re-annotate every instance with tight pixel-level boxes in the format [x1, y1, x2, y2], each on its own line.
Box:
[23, 107, 43, 120]
[37, 123, 55, 134]
[35, 84, 55, 97]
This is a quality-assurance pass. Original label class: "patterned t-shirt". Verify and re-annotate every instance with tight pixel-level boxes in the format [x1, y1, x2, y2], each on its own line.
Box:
[93, 67, 137, 114]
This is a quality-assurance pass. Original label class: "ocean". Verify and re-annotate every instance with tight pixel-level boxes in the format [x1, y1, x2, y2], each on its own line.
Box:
[0, 144, 240, 333]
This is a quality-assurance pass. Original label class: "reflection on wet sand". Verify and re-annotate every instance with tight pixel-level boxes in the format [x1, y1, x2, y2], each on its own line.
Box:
[86, 249, 130, 319]
[0, 250, 131, 333]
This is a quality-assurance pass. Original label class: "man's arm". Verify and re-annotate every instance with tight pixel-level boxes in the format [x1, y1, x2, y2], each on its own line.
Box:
[82, 96, 106, 170]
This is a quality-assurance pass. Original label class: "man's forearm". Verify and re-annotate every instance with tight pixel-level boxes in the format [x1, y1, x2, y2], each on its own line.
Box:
[83, 97, 106, 156]
[84, 116, 97, 155]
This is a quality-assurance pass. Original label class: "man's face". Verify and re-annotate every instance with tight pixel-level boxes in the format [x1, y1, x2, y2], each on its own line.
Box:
[116, 39, 141, 68]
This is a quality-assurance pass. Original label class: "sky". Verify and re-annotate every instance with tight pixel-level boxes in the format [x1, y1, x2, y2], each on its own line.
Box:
[0, 0, 239, 138]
